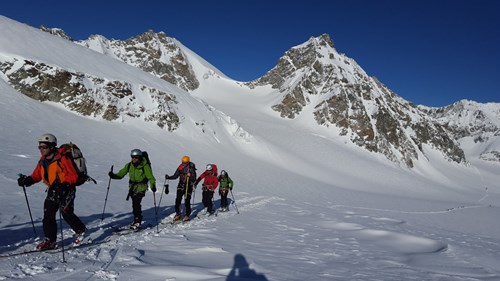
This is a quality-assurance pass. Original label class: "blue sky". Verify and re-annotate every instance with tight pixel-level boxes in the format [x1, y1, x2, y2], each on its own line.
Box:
[2, 0, 499, 106]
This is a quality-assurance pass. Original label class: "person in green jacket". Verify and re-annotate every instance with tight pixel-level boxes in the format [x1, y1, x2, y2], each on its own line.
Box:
[108, 149, 156, 230]
[217, 170, 234, 212]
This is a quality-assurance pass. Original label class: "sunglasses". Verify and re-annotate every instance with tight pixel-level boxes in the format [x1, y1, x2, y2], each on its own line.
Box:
[38, 145, 50, 150]
[131, 156, 141, 159]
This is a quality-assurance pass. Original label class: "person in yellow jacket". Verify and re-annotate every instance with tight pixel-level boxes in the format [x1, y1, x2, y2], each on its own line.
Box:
[109, 149, 156, 230]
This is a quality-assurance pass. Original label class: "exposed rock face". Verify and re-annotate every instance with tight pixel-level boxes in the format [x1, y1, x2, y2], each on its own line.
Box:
[17, 28, 500, 166]
[40, 25, 73, 41]
[0, 58, 180, 131]
[421, 100, 500, 163]
[76, 30, 199, 92]
[249, 34, 466, 167]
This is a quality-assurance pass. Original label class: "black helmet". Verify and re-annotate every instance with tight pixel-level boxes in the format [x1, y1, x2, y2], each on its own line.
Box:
[221, 170, 227, 176]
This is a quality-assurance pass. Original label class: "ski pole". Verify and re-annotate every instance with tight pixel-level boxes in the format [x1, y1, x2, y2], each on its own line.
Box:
[230, 190, 239, 214]
[212, 194, 218, 217]
[192, 186, 196, 205]
[152, 190, 159, 233]
[101, 165, 113, 221]
[156, 179, 167, 216]
[18, 174, 37, 237]
[59, 204, 66, 263]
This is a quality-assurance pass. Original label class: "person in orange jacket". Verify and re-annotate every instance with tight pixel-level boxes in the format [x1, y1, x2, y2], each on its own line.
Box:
[194, 164, 219, 215]
[17, 133, 86, 250]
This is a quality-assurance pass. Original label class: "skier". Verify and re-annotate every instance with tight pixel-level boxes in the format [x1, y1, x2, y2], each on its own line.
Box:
[217, 170, 233, 212]
[108, 149, 156, 230]
[194, 164, 219, 215]
[165, 156, 197, 222]
[17, 133, 87, 250]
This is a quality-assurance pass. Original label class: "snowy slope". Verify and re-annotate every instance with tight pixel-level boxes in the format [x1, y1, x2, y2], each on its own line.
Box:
[1, 16, 500, 281]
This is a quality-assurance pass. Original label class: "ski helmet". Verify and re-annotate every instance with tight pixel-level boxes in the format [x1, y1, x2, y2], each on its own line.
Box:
[206, 164, 212, 171]
[131, 149, 142, 157]
[182, 155, 190, 163]
[221, 170, 227, 176]
[38, 133, 57, 146]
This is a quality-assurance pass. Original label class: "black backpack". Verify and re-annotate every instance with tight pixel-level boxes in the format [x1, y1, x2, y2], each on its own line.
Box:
[142, 151, 151, 167]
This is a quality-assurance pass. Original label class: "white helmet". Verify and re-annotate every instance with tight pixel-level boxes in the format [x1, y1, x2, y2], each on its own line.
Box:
[131, 149, 142, 157]
[206, 164, 212, 171]
[38, 133, 57, 146]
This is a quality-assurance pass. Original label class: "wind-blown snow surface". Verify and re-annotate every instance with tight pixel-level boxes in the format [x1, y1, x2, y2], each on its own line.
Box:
[1, 16, 500, 281]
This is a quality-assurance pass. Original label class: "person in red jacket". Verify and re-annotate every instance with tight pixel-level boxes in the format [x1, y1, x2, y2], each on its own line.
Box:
[194, 164, 219, 215]
[17, 133, 86, 250]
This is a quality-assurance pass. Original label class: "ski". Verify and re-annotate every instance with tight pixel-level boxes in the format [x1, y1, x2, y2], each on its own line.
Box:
[196, 210, 216, 218]
[165, 216, 192, 225]
[111, 223, 152, 235]
[72, 236, 92, 248]
[0, 238, 104, 258]
[169, 219, 183, 225]
[0, 247, 60, 258]
[112, 227, 140, 235]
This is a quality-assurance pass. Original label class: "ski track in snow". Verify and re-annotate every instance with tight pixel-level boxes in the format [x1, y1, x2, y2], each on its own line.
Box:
[1, 192, 500, 280]
[0, 194, 277, 280]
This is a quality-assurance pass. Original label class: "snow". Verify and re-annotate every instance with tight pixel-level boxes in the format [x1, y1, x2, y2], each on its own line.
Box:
[1, 15, 500, 281]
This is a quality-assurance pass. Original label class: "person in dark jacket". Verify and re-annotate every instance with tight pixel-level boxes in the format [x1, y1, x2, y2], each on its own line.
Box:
[108, 149, 156, 230]
[195, 164, 219, 215]
[17, 133, 87, 250]
[165, 155, 197, 222]
[217, 170, 234, 212]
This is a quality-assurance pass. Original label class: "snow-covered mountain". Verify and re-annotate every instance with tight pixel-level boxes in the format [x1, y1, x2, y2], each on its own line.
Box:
[246, 34, 468, 167]
[41, 28, 500, 169]
[421, 100, 500, 162]
[1, 16, 500, 281]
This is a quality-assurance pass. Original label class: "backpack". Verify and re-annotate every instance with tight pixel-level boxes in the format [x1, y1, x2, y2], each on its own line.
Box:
[210, 164, 218, 176]
[59, 143, 96, 186]
[177, 162, 197, 183]
[142, 151, 151, 167]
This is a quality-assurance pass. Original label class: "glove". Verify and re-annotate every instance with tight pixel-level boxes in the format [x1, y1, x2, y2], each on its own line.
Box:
[17, 175, 26, 187]
[18, 175, 34, 187]
[108, 171, 115, 178]
[151, 184, 157, 193]
[164, 174, 169, 180]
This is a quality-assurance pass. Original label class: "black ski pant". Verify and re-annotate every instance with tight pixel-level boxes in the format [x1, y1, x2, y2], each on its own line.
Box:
[131, 191, 145, 223]
[175, 184, 193, 216]
[220, 190, 229, 208]
[43, 188, 85, 242]
[202, 190, 215, 212]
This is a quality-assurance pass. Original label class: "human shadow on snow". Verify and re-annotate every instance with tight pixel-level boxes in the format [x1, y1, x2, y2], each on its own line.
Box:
[226, 253, 268, 281]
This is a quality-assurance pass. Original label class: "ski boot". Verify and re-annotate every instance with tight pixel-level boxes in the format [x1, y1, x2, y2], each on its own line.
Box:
[36, 238, 56, 251]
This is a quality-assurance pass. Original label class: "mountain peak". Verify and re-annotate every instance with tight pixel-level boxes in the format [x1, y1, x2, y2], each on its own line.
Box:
[78, 30, 200, 91]
[303, 33, 335, 49]
[247, 34, 467, 167]
[39, 25, 73, 41]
